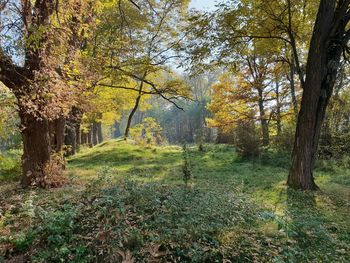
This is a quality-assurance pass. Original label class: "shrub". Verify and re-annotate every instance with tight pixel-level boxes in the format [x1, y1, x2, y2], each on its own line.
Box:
[274, 123, 295, 153]
[234, 120, 260, 158]
[130, 117, 164, 145]
[318, 130, 350, 160]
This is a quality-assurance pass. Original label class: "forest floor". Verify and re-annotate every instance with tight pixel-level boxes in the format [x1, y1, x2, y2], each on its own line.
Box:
[0, 140, 349, 262]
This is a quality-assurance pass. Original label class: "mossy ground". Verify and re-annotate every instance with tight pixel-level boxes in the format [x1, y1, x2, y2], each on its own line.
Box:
[1, 140, 349, 262]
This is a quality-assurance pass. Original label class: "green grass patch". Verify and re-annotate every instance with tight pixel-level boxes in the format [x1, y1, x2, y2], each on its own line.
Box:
[0, 149, 21, 181]
[0, 141, 349, 262]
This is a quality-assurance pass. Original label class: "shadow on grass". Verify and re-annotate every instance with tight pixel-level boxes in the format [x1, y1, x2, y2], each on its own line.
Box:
[279, 188, 350, 261]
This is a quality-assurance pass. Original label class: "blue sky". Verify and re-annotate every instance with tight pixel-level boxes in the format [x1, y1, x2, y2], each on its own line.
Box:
[189, 0, 217, 11]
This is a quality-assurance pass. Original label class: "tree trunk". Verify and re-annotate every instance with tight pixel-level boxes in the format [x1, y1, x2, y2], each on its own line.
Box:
[50, 117, 66, 153]
[125, 79, 145, 139]
[87, 126, 93, 147]
[65, 121, 77, 156]
[288, 0, 348, 190]
[289, 57, 299, 120]
[56, 118, 66, 153]
[92, 122, 99, 145]
[0, 0, 75, 188]
[81, 132, 87, 145]
[125, 72, 147, 139]
[97, 122, 103, 143]
[20, 112, 52, 187]
[76, 123, 81, 150]
[125, 94, 142, 138]
[257, 88, 269, 146]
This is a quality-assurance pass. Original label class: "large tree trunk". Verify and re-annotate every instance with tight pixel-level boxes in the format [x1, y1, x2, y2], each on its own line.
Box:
[257, 88, 269, 146]
[20, 112, 52, 187]
[288, 0, 348, 190]
[0, 0, 81, 188]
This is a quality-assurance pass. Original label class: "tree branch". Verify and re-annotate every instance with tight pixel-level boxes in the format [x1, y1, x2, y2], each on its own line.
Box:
[0, 46, 28, 91]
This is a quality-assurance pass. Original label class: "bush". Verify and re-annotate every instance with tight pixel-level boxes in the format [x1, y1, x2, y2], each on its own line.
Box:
[318, 131, 350, 160]
[130, 117, 164, 145]
[274, 123, 295, 153]
[234, 120, 260, 158]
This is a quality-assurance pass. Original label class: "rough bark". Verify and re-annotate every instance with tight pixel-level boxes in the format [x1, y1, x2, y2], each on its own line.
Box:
[288, 0, 350, 190]
[20, 111, 51, 187]
[0, 1, 68, 187]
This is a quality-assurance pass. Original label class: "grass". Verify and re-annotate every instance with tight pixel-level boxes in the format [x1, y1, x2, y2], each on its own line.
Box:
[0, 140, 349, 262]
[0, 149, 21, 182]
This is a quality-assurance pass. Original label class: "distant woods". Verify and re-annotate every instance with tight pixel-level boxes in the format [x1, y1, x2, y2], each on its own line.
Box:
[185, 0, 350, 190]
[1, 0, 350, 190]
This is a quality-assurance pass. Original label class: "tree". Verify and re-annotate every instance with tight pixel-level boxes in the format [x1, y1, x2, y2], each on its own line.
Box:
[185, 2, 303, 146]
[88, 0, 191, 139]
[186, 0, 350, 190]
[0, 0, 93, 187]
[244, 54, 274, 146]
[288, 0, 350, 190]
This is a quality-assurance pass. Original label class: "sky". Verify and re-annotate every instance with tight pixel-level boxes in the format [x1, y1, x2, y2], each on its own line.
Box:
[189, 0, 217, 11]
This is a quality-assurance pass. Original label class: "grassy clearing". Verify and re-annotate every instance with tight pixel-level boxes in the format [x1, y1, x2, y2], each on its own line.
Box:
[0, 140, 349, 262]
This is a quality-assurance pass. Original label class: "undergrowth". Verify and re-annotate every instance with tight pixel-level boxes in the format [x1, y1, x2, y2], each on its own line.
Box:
[0, 149, 21, 181]
[0, 141, 349, 262]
